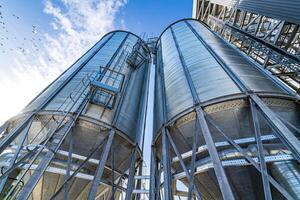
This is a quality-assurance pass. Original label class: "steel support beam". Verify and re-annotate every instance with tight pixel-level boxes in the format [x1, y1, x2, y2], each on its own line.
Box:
[263, 21, 283, 40]
[195, 107, 235, 200]
[50, 133, 112, 199]
[250, 100, 272, 200]
[64, 135, 73, 200]
[284, 25, 299, 50]
[17, 86, 91, 199]
[273, 22, 285, 45]
[188, 122, 198, 200]
[0, 114, 34, 154]
[17, 148, 56, 199]
[16, 119, 75, 200]
[162, 128, 173, 200]
[110, 145, 116, 200]
[250, 94, 300, 162]
[278, 116, 300, 134]
[135, 154, 143, 200]
[155, 163, 162, 200]
[244, 15, 260, 31]
[125, 147, 138, 200]
[0, 118, 33, 194]
[87, 129, 115, 200]
[149, 147, 157, 200]
[205, 114, 294, 200]
[166, 130, 202, 200]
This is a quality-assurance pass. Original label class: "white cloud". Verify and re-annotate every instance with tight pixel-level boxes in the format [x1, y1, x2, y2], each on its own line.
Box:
[42, 0, 127, 71]
[0, 0, 127, 124]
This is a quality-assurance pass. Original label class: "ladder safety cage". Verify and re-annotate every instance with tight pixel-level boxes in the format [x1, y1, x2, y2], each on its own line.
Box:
[127, 40, 148, 69]
[90, 67, 125, 109]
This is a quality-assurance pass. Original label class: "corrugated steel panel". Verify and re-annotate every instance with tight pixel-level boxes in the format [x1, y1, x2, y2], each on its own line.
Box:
[189, 20, 287, 94]
[44, 32, 126, 112]
[161, 29, 194, 121]
[114, 60, 149, 144]
[23, 33, 113, 113]
[155, 19, 288, 131]
[23, 31, 151, 146]
[211, 0, 300, 24]
[172, 21, 241, 102]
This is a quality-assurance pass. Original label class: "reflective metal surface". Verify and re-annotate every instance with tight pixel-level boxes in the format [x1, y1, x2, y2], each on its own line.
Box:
[152, 19, 300, 199]
[23, 31, 150, 145]
[270, 161, 300, 200]
[193, 0, 300, 93]
[154, 19, 289, 132]
[0, 30, 151, 199]
[206, 0, 300, 25]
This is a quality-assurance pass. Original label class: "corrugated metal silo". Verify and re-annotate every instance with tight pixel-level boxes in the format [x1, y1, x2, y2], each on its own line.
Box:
[0, 30, 151, 199]
[151, 19, 300, 200]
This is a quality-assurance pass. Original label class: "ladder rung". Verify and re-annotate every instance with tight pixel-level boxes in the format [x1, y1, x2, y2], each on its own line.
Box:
[51, 138, 61, 144]
[52, 135, 63, 139]
[132, 189, 149, 194]
[134, 175, 150, 179]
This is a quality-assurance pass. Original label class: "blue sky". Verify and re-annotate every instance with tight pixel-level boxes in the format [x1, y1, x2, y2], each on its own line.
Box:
[0, 0, 192, 125]
[122, 0, 193, 36]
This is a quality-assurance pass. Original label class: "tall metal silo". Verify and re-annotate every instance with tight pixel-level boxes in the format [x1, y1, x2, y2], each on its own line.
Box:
[150, 19, 300, 200]
[0, 30, 151, 199]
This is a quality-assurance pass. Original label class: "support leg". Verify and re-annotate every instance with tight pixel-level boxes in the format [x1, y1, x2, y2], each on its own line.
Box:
[155, 164, 161, 200]
[149, 147, 157, 200]
[250, 94, 300, 162]
[64, 135, 73, 200]
[88, 129, 115, 200]
[165, 130, 202, 199]
[125, 147, 137, 200]
[135, 160, 143, 200]
[162, 127, 173, 200]
[250, 100, 272, 200]
[188, 121, 198, 200]
[205, 115, 294, 200]
[110, 144, 115, 200]
[195, 107, 234, 200]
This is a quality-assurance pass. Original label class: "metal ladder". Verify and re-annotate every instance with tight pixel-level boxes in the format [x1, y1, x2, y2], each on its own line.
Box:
[133, 175, 150, 198]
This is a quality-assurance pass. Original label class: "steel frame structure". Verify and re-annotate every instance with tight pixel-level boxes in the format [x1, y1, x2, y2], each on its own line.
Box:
[150, 97, 299, 200]
[150, 19, 300, 200]
[0, 72, 141, 199]
[193, 0, 300, 94]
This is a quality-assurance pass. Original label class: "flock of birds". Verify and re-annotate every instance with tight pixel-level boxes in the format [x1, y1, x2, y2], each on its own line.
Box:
[0, 4, 52, 62]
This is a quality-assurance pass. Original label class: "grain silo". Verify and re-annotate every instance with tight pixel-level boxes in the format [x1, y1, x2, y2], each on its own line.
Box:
[151, 19, 300, 200]
[0, 30, 151, 200]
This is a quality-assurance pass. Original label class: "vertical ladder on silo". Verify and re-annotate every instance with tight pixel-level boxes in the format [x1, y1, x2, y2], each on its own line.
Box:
[132, 175, 150, 198]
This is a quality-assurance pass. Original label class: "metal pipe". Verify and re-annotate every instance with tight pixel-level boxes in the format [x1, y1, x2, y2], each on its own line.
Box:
[270, 160, 300, 200]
